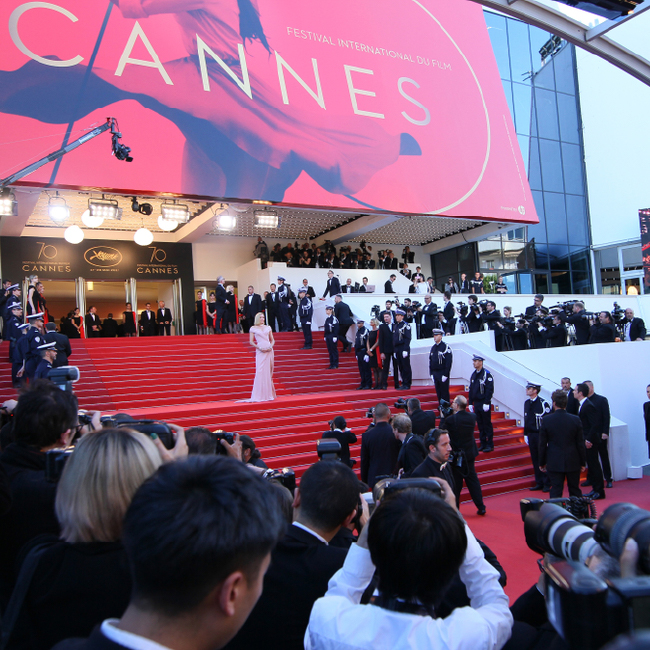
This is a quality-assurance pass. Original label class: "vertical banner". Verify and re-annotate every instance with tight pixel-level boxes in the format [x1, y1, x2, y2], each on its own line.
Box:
[640, 209, 650, 290]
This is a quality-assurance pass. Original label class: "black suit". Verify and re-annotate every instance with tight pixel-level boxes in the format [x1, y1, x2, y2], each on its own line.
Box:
[322, 429, 357, 467]
[139, 310, 157, 336]
[539, 409, 586, 498]
[157, 308, 172, 336]
[84, 313, 101, 338]
[441, 411, 484, 509]
[411, 455, 455, 489]
[623, 317, 646, 341]
[409, 408, 436, 436]
[265, 291, 278, 332]
[360, 421, 401, 488]
[578, 398, 604, 497]
[566, 388, 579, 415]
[52, 625, 129, 650]
[396, 433, 427, 477]
[224, 525, 347, 650]
[340, 284, 356, 294]
[334, 300, 354, 352]
[384, 279, 395, 293]
[322, 276, 341, 298]
[644, 401, 650, 457]
[590, 393, 612, 482]
[242, 293, 263, 330]
[215, 284, 230, 333]
[44, 331, 72, 367]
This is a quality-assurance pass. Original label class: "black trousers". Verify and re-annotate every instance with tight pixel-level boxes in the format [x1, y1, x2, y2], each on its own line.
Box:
[325, 336, 339, 368]
[599, 437, 612, 481]
[474, 403, 494, 447]
[302, 323, 312, 347]
[394, 351, 412, 388]
[431, 371, 450, 405]
[339, 324, 351, 350]
[586, 442, 605, 495]
[452, 457, 484, 509]
[278, 303, 291, 332]
[528, 431, 550, 488]
[267, 308, 278, 332]
[158, 323, 171, 336]
[380, 352, 397, 389]
[216, 308, 227, 333]
[356, 351, 372, 388]
[420, 324, 433, 339]
[547, 470, 582, 498]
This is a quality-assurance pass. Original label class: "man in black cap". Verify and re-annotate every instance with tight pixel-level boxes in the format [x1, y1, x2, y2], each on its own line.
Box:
[354, 319, 371, 390]
[323, 306, 339, 369]
[22, 313, 46, 381]
[468, 355, 494, 452]
[276, 277, 292, 332]
[333, 295, 354, 353]
[34, 341, 57, 380]
[429, 328, 452, 406]
[4, 302, 24, 361]
[2, 285, 21, 331]
[524, 382, 552, 492]
[392, 309, 412, 390]
[297, 289, 313, 349]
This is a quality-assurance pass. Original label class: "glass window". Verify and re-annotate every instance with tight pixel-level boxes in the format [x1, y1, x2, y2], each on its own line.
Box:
[484, 12, 511, 80]
[554, 45, 576, 95]
[544, 191, 568, 245]
[562, 143, 584, 195]
[533, 244, 550, 270]
[528, 138, 542, 191]
[528, 189, 546, 243]
[539, 139, 564, 193]
[478, 239, 503, 271]
[502, 80, 514, 122]
[513, 83, 534, 136]
[534, 88, 559, 140]
[533, 57, 555, 91]
[557, 93, 580, 144]
[565, 194, 589, 247]
[550, 271, 571, 294]
[500, 273, 517, 293]
[570, 249, 590, 273]
[519, 272, 534, 293]
[529, 25, 554, 76]
[535, 272, 550, 292]
[571, 270, 591, 294]
[507, 19, 533, 84]
[518, 135, 530, 175]
[548, 244, 570, 270]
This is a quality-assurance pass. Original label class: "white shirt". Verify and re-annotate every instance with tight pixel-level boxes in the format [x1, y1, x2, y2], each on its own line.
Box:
[292, 521, 328, 544]
[416, 282, 428, 294]
[305, 526, 512, 650]
[101, 619, 173, 650]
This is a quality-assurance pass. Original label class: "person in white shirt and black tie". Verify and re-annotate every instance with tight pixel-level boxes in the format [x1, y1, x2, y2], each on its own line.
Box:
[622, 308, 646, 341]
[140, 302, 157, 336]
[341, 278, 356, 294]
[157, 300, 172, 336]
[322, 270, 341, 298]
[242, 286, 263, 333]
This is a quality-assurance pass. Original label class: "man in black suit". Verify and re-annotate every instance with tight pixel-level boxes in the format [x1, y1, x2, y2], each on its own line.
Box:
[565, 301, 591, 345]
[215, 276, 231, 334]
[393, 413, 426, 477]
[225, 461, 359, 650]
[378, 311, 396, 390]
[242, 286, 263, 333]
[645, 384, 650, 457]
[300, 278, 316, 298]
[562, 377, 579, 415]
[358, 277, 372, 293]
[101, 313, 119, 338]
[156, 300, 172, 336]
[54, 457, 285, 650]
[524, 382, 552, 492]
[265, 283, 278, 332]
[440, 395, 485, 515]
[322, 416, 357, 467]
[340, 278, 356, 294]
[44, 322, 72, 367]
[322, 269, 341, 298]
[360, 402, 401, 488]
[574, 382, 605, 500]
[622, 308, 646, 341]
[411, 428, 455, 487]
[524, 294, 546, 349]
[385, 251, 398, 270]
[584, 380, 612, 488]
[84, 306, 101, 338]
[539, 389, 586, 498]
[419, 294, 438, 339]
[406, 397, 436, 436]
[333, 294, 354, 353]
[139, 303, 157, 336]
[384, 274, 397, 293]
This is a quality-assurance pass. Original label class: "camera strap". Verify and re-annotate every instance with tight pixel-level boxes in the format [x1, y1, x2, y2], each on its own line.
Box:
[370, 594, 436, 618]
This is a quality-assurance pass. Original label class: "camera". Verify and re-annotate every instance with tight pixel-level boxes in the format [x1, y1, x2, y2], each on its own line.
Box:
[101, 416, 176, 450]
[370, 305, 382, 320]
[45, 447, 74, 482]
[213, 430, 236, 455]
[438, 398, 453, 419]
[366, 407, 375, 418]
[372, 477, 442, 504]
[317, 439, 341, 461]
[394, 398, 409, 413]
[78, 409, 93, 426]
[48, 366, 80, 392]
[262, 467, 296, 494]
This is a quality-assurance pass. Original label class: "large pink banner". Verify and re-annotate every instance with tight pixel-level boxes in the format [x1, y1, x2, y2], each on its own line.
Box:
[0, 0, 537, 223]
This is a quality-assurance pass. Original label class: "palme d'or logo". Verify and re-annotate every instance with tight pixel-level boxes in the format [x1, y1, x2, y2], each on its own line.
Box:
[84, 246, 123, 268]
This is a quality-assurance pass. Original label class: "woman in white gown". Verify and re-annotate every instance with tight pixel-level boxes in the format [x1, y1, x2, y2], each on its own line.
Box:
[249, 312, 276, 402]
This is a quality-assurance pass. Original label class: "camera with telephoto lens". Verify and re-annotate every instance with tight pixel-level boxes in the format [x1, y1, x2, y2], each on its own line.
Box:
[262, 467, 296, 494]
[101, 416, 176, 450]
[394, 398, 409, 413]
[612, 302, 625, 324]
[411, 300, 422, 310]
[78, 410, 93, 426]
[317, 439, 341, 461]
[48, 366, 80, 392]
[456, 302, 469, 317]
[438, 399, 453, 419]
[370, 305, 382, 320]
[521, 499, 650, 650]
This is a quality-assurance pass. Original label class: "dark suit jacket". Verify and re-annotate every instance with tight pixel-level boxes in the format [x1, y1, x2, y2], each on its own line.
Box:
[566, 389, 579, 415]
[139, 310, 157, 336]
[578, 398, 601, 444]
[409, 408, 436, 436]
[589, 393, 610, 436]
[385, 257, 398, 270]
[360, 421, 401, 488]
[566, 311, 591, 345]
[645, 401, 650, 443]
[156, 308, 172, 325]
[334, 301, 354, 325]
[84, 313, 101, 337]
[242, 293, 263, 321]
[101, 319, 118, 338]
[538, 409, 586, 472]
[441, 410, 478, 460]
[397, 433, 427, 477]
[322, 277, 341, 298]
[411, 455, 455, 490]
[340, 284, 357, 294]
[224, 525, 347, 650]
[322, 429, 357, 467]
[628, 317, 647, 341]
[215, 284, 230, 310]
[384, 280, 395, 293]
[52, 626, 128, 650]
[44, 331, 72, 367]
[301, 285, 316, 298]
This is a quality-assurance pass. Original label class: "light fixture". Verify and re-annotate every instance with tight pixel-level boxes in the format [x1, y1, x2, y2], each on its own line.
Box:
[64, 225, 84, 244]
[87, 281, 94, 291]
[254, 209, 279, 228]
[134, 227, 154, 246]
[81, 209, 104, 228]
[47, 194, 70, 223]
[131, 197, 153, 215]
[161, 202, 190, 223]
[89, 198, 120, 220]
[0, 189, 18, 217]
[215, 213, 237, 231]
[157, 214, 178, 232]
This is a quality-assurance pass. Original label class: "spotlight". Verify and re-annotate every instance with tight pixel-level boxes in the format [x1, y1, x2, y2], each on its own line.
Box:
[134, 227, 153, 246]
[64, 225, 84, 244]
[158, 215, 178, 232]
[0, 189, 18, 217]
[131, 197, 153, 215]
[161, 202, 190, 223]
[215, 214, 237, 231]
[89, 198, 120, 220]
[81, 209, 104, 228]
[47, 195, 70, 223]
[254, 210, 279, 228]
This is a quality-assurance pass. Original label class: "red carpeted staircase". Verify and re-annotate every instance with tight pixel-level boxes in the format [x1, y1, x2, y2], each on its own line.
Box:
[0, 333, 535, 499]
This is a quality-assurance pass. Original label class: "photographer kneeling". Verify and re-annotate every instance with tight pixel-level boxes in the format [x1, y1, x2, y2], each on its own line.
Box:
[322, 416, 357, 467]
[306, 479, 512, 649]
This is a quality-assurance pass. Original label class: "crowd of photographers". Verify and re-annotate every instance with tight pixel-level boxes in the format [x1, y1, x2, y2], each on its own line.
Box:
[1, 380, 648, 649]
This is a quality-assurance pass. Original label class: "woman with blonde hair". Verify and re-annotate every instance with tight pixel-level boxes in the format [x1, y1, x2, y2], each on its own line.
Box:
[5, 428, 162, 650]
[248, 311, 276, 401]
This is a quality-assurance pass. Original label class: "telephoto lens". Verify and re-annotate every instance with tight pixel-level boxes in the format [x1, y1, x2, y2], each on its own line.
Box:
[596, 503, 650, 574]
[524, 502, 599, 563]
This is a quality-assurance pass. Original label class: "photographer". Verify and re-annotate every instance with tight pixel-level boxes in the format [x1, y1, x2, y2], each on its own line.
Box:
[406, 397, 437, 437]
[418, 295, 438, 339]
[565, 301, 591, 345]
[411, 428, 455, 486]
[481, 300, 503, 351]
[525, 295, 547, 349]
[322, 416, 357, 467]
[590, 311, 617, 344]
[360, 403, 401, 488]
[511, 318, 529, 351]
[540, 314, 567, 348]
[240, 435, 269, 469]
[466, 295, 483, 333]
[393, 414, 426, 477]
[306, 479, 512, 650]
[621, 308, 646, 341]
[440, 395, 486, 515]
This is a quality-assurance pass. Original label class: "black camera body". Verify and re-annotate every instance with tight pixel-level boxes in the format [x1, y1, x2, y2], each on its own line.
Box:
[45, 447, 75, 482]
[393, 398, 409, 413]
[373, 477, 442, 504]
[213, 430, 235, 455]
[263, 467, 296, 494]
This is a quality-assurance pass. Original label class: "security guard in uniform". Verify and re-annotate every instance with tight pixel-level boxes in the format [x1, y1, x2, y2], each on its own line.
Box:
[323, 305, 339, 369]
[5, 302, 24, 361]
[21, 312, 46, 381]
[428, 328, 452, 405]
[524, 381, 552, 492]
[392, 309, 412, 390]
[276, 276, 292, 332]
[11, 323, 30, 387]
[354, 318, 371, 390]
[468, 354, 494, 452]
[34, 341, 57, 380]
[297, 288, 313, 349]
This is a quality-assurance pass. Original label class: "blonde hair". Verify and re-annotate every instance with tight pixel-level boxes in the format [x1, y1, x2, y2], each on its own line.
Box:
[370, 318, 380, 327]
[226, 285, 234, 293]
[254, 312, 265, 326]
[56, 428, 162, 543]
